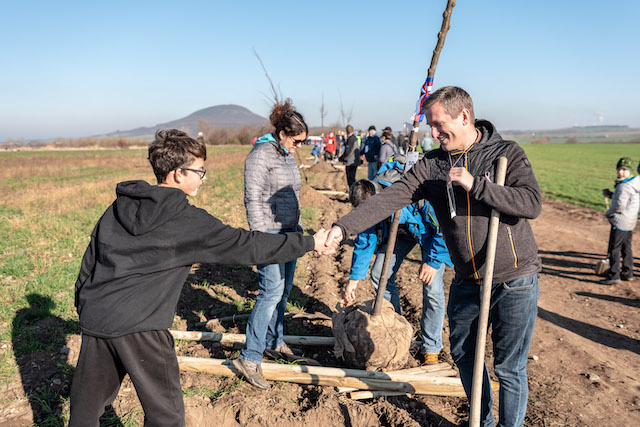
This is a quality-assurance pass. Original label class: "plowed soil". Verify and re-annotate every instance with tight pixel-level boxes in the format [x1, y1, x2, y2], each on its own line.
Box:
[3, 156, 640, 426]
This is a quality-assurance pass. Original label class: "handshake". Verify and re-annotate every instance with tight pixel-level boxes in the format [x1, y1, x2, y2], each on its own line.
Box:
[312, 226, 344, 255]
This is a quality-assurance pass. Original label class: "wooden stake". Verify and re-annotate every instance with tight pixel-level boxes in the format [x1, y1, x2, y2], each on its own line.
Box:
[170, 330, 334, 346]
[470, 156, 508, 427]
[349, 391, 410, 400]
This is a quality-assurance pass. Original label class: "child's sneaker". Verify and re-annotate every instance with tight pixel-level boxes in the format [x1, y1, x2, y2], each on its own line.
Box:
[420, 352, 439, 365]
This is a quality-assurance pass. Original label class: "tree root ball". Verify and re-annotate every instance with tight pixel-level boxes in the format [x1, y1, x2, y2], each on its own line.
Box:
[332, 299, 413, 371]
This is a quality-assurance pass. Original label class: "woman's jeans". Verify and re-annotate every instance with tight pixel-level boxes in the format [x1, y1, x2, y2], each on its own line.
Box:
[448, 273, 539, 427]
[240, 230, 297, 365]
[370, 237, 446, 354]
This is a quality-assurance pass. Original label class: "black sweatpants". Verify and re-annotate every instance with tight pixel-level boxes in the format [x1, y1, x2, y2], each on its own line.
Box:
[607, 226, 634, 280]
[69, 330, 185, 427]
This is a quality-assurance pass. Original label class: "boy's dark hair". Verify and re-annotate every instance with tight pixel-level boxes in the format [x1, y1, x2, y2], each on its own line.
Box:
[349, 179, 377, 207]
[148, 129, 207, 183]
[422, 86, 475, 123]
[270, 99, 308, 141]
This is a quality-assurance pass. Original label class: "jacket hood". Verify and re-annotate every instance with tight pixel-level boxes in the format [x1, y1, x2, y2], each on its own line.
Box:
[254, 132, 277, 145]
[114, 180, 189, 236]
[472, 120, 502, 149]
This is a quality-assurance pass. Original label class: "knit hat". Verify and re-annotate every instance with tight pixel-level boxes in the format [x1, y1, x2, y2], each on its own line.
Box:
[368, 125, 376, 131]
[617, 157, 633, 170]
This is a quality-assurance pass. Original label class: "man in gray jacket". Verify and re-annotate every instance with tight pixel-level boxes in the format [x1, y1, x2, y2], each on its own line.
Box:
[324, 86, 541, 427]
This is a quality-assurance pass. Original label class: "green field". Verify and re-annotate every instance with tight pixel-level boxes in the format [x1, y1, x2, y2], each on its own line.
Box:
[522, 143, 640, 210]
[0, 143, 638, 423]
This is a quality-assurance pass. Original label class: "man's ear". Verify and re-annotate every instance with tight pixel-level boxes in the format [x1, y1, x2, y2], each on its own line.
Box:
[460, 109, 471, 126]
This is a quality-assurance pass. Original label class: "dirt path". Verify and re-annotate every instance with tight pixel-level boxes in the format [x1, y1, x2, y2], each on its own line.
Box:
[2, 160, 639, 426]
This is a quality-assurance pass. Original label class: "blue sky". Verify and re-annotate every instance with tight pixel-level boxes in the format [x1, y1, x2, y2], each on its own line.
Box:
[1, 0, 639, 140]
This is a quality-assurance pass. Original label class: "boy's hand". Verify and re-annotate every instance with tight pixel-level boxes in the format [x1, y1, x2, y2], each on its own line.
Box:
[419, 263, 436, 285]
[342, 280, 358, 304]
[313, 228, 335, 254]
[602, 188, 613, 198]
[324, 226, 343, 252]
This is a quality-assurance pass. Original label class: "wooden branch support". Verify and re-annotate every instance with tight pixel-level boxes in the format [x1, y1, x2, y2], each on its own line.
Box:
[349, 390, 411, 400]
[315, 189, 348, 197]
[195, 311, 331, 327]
[171, 330, 425, 349]
[176, 356, 499, 398]
[170, 330, 334, 346]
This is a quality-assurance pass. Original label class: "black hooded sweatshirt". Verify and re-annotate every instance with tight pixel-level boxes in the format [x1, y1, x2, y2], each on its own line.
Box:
[335, 120, 542, 284]
[74, 180, 314, 338]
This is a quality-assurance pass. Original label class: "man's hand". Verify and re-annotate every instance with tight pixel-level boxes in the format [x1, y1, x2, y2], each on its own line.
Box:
[419, 263, 437, 285]
[323, 225, 343, 253]
[449, 167, 474, 192]
[341, 279, 359, 304]
[313, 228, 334, 254]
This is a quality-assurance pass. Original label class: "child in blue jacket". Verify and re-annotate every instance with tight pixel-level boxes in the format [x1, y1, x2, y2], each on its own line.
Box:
[342, 160, 453, 364]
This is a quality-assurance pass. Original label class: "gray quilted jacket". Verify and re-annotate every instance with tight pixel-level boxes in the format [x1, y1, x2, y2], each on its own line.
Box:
[244, 137, 302, 232]
[606, 175, 640, 231]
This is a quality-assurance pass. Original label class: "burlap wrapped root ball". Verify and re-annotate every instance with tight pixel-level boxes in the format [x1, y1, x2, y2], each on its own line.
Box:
[332, 299, 413, 371]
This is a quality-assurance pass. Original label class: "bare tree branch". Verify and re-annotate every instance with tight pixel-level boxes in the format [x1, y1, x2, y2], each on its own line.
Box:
[253, 48, 282, 105]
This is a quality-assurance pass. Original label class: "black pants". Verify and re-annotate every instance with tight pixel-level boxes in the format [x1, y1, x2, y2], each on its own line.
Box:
[69, 330, 185, 427]
[607, 226, 634, 280]
[346, 165, 358, 190]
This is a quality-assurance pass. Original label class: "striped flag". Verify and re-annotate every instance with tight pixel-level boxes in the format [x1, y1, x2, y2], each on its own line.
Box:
[411, 77, 434, 123]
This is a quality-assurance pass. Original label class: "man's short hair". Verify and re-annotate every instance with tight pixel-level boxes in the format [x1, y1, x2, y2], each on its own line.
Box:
[148, 129, 207, 183]
[349, 179, 377, 207]
[422, 86, 475, 123]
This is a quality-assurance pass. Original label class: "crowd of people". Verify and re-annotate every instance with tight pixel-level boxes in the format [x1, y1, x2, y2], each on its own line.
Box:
[67, 85, 637, 427]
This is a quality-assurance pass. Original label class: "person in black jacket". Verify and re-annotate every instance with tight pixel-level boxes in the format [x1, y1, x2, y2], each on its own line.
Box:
[339, 124, 361, 189]
[69, 129, 329, 427]
[324, 87, 541, 427]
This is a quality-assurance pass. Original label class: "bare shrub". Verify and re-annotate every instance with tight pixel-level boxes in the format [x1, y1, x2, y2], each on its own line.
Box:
[566, 137, 579, 144]
[530, 137, 549, 145]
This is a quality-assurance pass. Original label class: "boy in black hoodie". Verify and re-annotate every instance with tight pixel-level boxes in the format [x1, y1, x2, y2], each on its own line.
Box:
[69, 129, 329, 426]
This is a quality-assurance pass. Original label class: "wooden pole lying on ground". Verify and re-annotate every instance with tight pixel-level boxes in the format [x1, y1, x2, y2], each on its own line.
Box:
[470, 156, 508, 427]
[194, 311, 331, 327]
[176, 356, 499, 397]
[170, 330, 334, 346]
[170, 330, 425, 348]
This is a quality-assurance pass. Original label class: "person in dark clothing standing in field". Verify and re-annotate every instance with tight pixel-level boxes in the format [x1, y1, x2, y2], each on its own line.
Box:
[323, 86, 542, 427]
[340, 124, 361, 189]
[69, 129, 329, 426]
[363, 125, 381, 179]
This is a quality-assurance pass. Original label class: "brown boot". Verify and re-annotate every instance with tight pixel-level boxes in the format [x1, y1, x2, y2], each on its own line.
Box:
[232, 358, 270, 390]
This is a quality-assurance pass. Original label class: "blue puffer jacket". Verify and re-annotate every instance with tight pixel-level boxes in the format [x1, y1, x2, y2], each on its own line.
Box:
[349, 162, 452, 280]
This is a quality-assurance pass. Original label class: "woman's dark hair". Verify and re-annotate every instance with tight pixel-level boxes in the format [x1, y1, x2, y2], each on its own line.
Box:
[148, 129, 207, 183]
[270, 99, 308, 141]
[381, 130, 393, 140]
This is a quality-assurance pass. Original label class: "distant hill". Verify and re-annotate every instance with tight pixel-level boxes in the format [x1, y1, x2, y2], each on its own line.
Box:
[104, 104, 268, 139]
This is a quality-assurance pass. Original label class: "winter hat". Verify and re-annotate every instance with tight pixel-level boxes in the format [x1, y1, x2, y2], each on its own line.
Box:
[368, 125, 376, 131]
[616, 157, 633, 171]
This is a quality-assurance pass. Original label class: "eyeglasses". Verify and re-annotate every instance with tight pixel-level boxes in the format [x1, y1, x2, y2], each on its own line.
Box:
[173, 167, 206, 179]
[291, 137, 306, 145]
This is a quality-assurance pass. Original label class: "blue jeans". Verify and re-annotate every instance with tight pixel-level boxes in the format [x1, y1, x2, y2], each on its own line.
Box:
[448, 273, 539, 427]
[370, 237, 446, 354]
[367, 161, 379, 180]
[240, 231, 297, 365]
